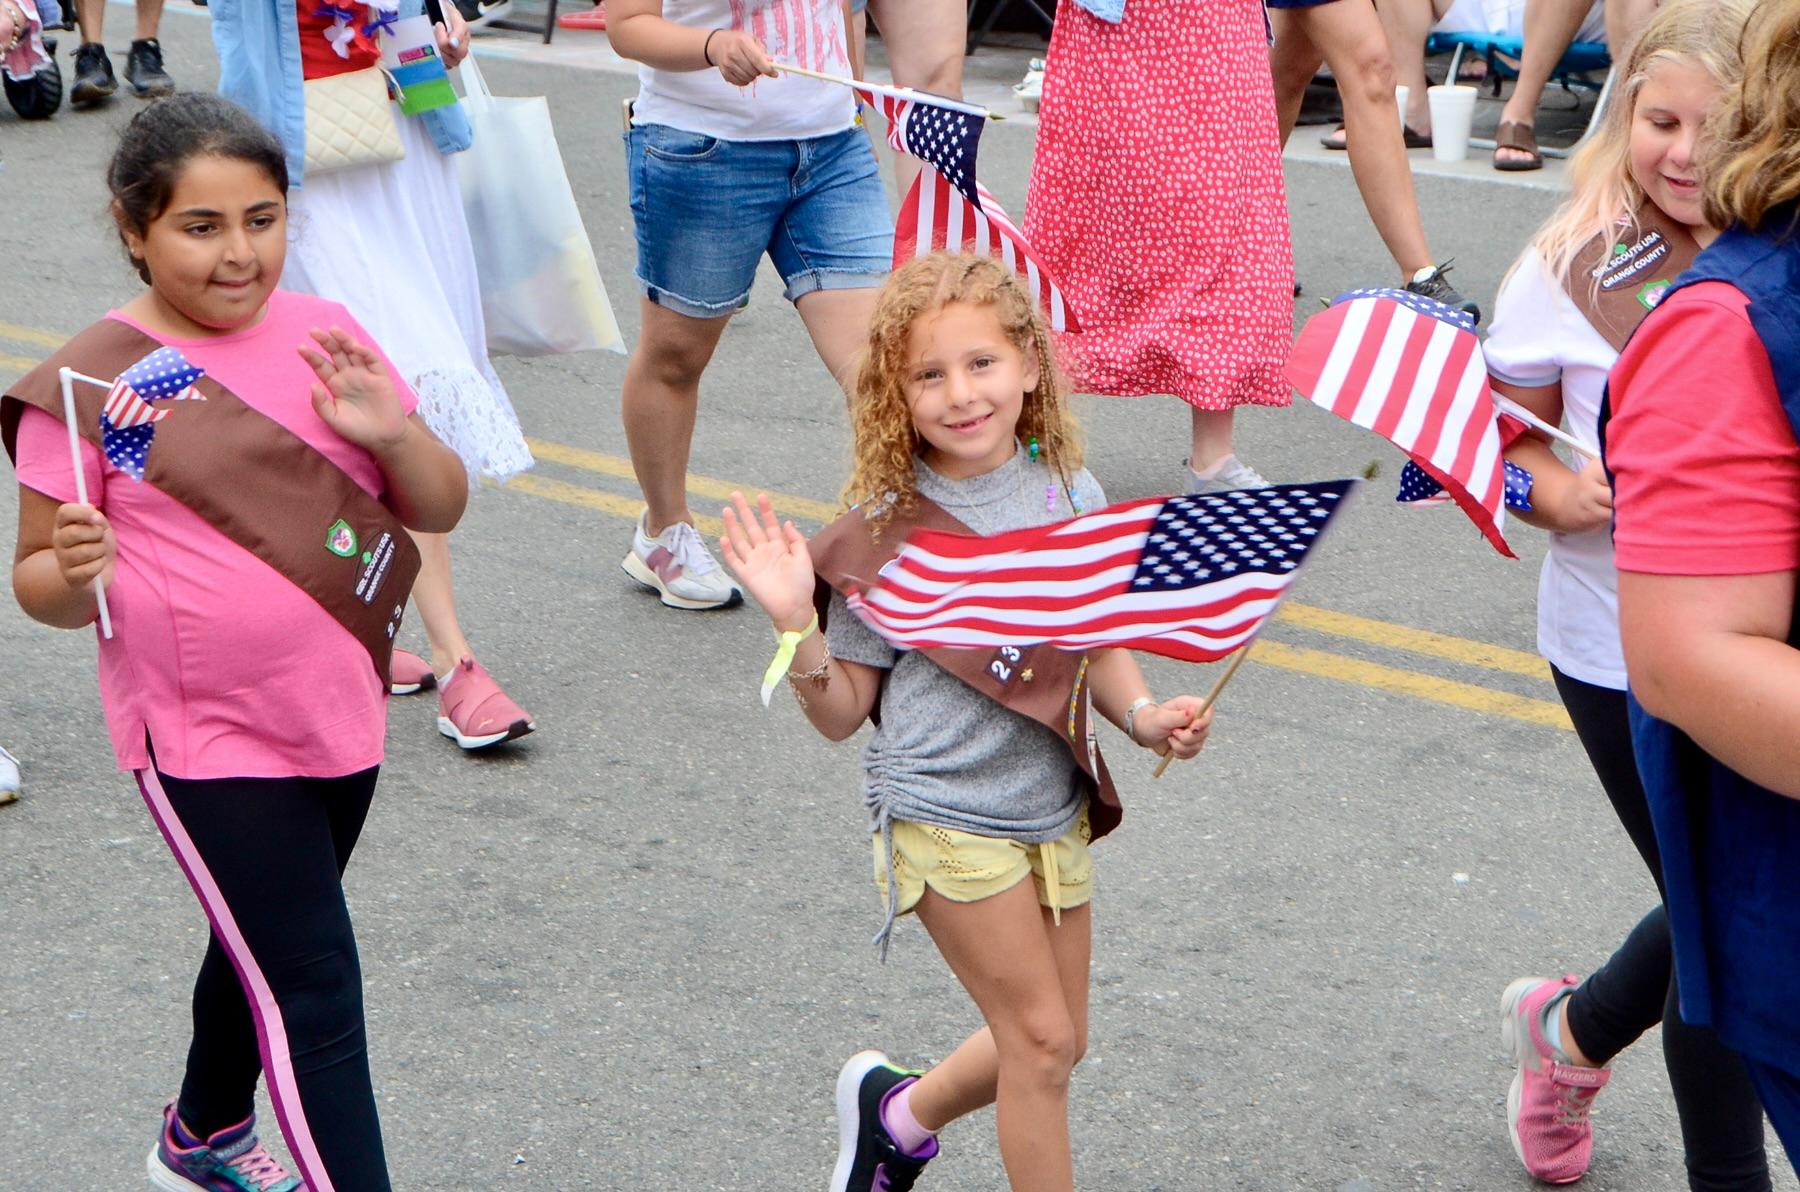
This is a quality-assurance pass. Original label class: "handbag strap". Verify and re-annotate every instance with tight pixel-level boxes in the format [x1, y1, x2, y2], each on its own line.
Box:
[458, 50, 493, 109]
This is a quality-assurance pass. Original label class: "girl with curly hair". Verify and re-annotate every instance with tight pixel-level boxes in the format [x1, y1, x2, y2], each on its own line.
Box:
[718, 254, 1216, 1192]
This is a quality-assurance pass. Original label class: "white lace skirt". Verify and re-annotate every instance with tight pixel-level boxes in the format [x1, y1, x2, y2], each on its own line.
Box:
[283, 113, 534, 487]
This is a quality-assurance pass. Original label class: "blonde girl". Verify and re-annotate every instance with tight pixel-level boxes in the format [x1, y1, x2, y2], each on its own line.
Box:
[720, 255, 1212, 1192]
[1478, 2, 1772, 1186]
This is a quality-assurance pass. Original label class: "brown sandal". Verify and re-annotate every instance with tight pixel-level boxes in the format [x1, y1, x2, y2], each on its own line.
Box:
[1320, 123, 1433, 151]
[1493, 120, 1543, 171]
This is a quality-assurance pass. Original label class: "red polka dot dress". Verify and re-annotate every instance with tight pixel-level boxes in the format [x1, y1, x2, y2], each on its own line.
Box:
[1025, 0, 1295, 410]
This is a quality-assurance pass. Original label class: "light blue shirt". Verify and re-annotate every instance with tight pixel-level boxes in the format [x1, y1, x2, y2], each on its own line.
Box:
[212, 0, 472, 189]
[1071, 0, 1124, 21]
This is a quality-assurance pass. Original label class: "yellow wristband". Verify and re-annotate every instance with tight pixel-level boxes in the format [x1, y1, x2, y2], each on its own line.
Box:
[761, 613, 819, 707]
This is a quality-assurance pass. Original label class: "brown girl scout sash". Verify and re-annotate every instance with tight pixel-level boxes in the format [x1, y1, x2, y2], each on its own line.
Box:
[1564, 205, 1701, 351]
[810, 497, 1124, 841]
[1, 319, 419, 684]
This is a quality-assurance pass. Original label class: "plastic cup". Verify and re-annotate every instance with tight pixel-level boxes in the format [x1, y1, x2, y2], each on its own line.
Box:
[1428, 84, 1478, 162]
[1395, 85, 1409, 132]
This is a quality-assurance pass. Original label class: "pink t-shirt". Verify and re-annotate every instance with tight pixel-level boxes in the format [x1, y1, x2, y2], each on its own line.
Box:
[1609, 282, 1800, 576]
[12, 290, 418, 780]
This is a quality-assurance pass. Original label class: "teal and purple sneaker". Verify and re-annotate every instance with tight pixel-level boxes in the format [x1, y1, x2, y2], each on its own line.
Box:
[830, 1050, 938, 1192]
[146, 1102, 303, 1191]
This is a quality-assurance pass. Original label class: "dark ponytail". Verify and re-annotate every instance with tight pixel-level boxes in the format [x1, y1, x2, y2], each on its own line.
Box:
[107, 93, 289, 284]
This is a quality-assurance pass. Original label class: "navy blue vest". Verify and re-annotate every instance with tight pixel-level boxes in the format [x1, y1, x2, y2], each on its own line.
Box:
[1600, 215, 1800, 1070]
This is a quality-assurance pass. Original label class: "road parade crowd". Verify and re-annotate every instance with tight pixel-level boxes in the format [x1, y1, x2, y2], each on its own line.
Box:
[2, 0, 1800, 1188]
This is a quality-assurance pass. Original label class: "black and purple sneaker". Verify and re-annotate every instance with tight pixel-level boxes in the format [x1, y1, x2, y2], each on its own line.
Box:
[147, 1101, 303, 1191]
[830, 1050, 939, 1192]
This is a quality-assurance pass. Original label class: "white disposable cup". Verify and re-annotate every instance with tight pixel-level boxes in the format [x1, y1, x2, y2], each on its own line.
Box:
[1395, 85, 1409, 132]
[1428, 84, 1478, 161]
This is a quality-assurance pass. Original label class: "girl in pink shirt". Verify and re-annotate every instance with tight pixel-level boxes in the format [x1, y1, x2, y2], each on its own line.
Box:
[4, 94, 465, 1191]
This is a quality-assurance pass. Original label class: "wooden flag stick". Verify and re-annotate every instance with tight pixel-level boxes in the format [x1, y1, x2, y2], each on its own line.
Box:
[1151, 642, 1253, 778]
[773, 62, 1002, 120]
[58, 367, 113, 640]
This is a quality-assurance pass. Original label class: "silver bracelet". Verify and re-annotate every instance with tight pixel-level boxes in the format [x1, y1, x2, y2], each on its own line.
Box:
[1122, 696, 1154, 743]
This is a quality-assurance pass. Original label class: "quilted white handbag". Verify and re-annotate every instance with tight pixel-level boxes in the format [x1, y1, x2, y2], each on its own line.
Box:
[303, 66, 405, 176]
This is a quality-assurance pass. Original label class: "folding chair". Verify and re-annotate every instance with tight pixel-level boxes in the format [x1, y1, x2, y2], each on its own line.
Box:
[1426, 31, 1613, 158]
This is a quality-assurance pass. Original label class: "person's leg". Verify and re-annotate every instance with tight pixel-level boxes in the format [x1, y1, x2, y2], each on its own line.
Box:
[865, 0, 965, 195]
[1494, 0, 1592, 166]
[1189, 407, 1239, 475]
[1377, 0, 1438, 134]
[1268, 7, 1327, 146]
[133, 0, 160, 40]
[621, 299, 732, 535]
[1741, 1060, 1800, 1179]
[140, 766, 391, 1190]
[1662, 972, 1772, 1192]
[910, 879, 1084, 1191]
[1295, 0, 1435, 277]
[72, 0, 98, 40]
[408, 530, 472, 676]
[795, 288, 882, 397]
[1603, 0, 1659, 64]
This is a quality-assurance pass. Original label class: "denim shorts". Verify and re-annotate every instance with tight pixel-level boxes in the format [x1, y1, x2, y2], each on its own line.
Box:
[626, 122, 893, 319]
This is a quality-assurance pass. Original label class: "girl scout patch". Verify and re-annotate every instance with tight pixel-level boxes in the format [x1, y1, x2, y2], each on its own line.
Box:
[326, 519, 360, 558]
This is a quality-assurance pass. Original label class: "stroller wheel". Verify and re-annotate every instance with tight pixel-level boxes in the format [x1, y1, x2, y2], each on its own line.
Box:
[4, 56, 63, 119]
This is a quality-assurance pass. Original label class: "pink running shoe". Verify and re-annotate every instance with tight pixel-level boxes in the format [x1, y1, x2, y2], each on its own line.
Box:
[436, 656, 535, 750]
[388, 648, 437, 696]
[1500, 975, 1612, 1184]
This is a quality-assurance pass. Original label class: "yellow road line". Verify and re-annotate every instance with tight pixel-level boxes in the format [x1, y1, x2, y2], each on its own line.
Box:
[526, 437, 840, 524]
[0, 323, 64, 351]
[1275, 602, 1550, 681]
[1252, 642, 1572, 730]
[504, 473, 725, 538]
[1, 352, 43, 373]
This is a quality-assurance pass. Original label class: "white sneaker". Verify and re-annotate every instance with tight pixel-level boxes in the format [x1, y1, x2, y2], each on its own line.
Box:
[0, 745, 20, 805]
[1185, 454, 1270, 495]
[1014, 57, 1044, 112]
[621, 511, 743, 611]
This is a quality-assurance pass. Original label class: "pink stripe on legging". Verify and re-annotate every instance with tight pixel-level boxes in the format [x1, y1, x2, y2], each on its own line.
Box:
[135, 767, 336, 1192]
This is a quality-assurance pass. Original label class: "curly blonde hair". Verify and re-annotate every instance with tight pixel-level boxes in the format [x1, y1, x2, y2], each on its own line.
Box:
[1703, 0, 1800, 233]
[844, 254, 1083, 535]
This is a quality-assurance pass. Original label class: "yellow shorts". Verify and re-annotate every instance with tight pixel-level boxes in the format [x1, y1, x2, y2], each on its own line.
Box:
[873, 803, 1093, 922]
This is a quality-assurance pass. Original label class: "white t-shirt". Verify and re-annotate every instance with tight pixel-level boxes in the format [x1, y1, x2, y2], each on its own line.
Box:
[1483, 245, 1625, 690]
[1434, 0, 1605, 44]
[632, 0, 856, 141]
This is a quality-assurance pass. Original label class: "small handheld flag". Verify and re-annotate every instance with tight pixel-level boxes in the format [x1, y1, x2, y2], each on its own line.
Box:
[99, 346, 205, 482]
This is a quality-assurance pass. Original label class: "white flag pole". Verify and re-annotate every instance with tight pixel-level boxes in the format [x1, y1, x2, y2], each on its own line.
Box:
[773, 62, 1001, 120]
[58, 367, 114, 640]
[1493, 395, 1598, 460]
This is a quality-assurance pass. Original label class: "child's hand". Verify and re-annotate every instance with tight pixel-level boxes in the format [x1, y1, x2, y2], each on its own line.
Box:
[52, 502, 115, 591]
[299, 327, 409, 454]
[710, 29, 776, 86]
[720, 491, 816, 632]
[1557, 455, 1614, 534]
[1130, 697, 1213, 760]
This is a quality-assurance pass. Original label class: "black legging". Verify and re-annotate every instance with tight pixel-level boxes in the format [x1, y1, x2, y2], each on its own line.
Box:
[137, 763, 391, 1192]
[1551, 667, 1770, 1192]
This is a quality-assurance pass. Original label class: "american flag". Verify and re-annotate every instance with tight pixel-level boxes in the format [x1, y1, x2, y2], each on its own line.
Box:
[1284, 288, 1515, 557]
[895, 167, 1078, 333]
[100, 346, 205, 482]
[844, 481, 1358, 662]
[1399, 457, 1535, 512]
[853, 84, 984, 205]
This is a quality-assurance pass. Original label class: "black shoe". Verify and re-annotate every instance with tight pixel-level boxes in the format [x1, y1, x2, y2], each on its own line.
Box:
[449, 0, 512, 25]
[125, 37, 175, 98]
[70, 41, 117, 107]
[830, 1051, 937, 1192]
[1404, 261, 1481, 325]
[3, 38, 63, 119]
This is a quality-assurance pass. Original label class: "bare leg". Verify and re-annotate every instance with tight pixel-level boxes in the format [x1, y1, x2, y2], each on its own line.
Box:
[794, 286, 881, 399]
[74, 0, 101, 41]
[903, 884, 1091, 1191]
[866, 0, 965, 195]
[1602, 0, 1659, 63]
[1189, 407, 1241, 474]
[1379, 0, 1438, 133]
[1495, 0, 1592, 165]
[134, 0, 162, 41]
[620, 298, 732, 536]
[1268, 7, 1326, 146]
[407, 531, 474, 676]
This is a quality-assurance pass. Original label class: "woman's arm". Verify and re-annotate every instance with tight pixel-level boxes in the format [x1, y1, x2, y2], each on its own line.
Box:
[607, 0, 776, 82]
[13, 485, 112, 630]
[1493, 377, 1612, 535]
[1618, 568, 1800, 799]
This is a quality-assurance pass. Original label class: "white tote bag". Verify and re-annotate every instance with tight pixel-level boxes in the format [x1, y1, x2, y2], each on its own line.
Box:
[456, 55, 625, 357]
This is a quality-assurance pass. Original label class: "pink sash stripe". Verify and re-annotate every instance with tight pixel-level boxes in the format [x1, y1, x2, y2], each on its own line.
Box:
[135, 768, 337, 1192]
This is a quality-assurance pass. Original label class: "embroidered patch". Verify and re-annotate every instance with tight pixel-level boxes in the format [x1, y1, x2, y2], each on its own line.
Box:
[1637, 278, 1674, 311]
[1594, 231, 1670, 291]
[354, 531, 397, 604]
[326, 519, 359, 558]
[988, 645, 1024, 687]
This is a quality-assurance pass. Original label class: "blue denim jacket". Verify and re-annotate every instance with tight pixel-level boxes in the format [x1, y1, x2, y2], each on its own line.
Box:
[212, 0, 472, 189]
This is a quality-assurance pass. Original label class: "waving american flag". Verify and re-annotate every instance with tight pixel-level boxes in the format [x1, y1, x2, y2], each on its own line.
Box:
[845, 481, 1358, 662]
[1285, 288, 1514, 557]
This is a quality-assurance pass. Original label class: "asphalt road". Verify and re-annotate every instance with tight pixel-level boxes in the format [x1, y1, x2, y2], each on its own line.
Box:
[2, 11, 1792, 1191]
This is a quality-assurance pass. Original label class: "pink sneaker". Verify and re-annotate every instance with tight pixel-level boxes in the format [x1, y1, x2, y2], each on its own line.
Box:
[388, 648, 437, 696]
[436, 656, 535, 750]
[1500, 975, 1611, 1184]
